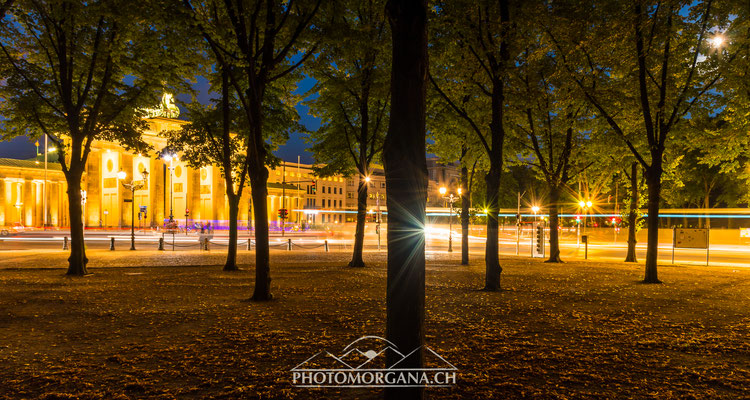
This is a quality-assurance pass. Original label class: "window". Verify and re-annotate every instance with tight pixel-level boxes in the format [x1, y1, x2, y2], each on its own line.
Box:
[328, 199, 331, 207]
[347, 193, 353, 199]
[328, 187, 331, 194]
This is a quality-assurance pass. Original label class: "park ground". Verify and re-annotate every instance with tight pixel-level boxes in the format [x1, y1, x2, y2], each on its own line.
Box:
[1, 249, 749, 399]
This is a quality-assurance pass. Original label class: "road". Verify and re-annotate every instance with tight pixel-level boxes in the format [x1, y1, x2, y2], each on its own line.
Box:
[1, 226, 749, 268]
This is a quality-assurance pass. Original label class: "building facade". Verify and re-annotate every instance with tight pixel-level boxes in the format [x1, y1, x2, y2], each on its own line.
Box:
[0, 118, 459, 230]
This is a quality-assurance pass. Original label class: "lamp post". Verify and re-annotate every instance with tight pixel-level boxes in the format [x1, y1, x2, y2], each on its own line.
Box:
[162, 154, 177, 222]
[118, 169, 149, 250]
[439, 186, 456, 253]
[80, 190, 87, 229]
[42, 136, 57, 230]
[365, 176, 385, 251]
[578, 200, 592, 236]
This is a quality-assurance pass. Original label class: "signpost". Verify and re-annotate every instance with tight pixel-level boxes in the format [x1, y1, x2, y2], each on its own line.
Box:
[672, 228, 709, 265]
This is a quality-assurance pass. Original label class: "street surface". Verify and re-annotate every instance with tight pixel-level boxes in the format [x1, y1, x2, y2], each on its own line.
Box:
[2, 224, 748, 268]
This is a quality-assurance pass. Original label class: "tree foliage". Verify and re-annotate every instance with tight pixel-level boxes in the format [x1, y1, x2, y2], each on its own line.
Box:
[0, 0, 194, 275]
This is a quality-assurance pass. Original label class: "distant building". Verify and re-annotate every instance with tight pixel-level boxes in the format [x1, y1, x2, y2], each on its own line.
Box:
[0, 115, 461, 230]
[344, 165, 386, 223]
[0, 116, 347, 230]
[427, 156, 460, 207]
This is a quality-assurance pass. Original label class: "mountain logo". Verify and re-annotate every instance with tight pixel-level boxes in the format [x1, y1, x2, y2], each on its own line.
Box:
[291, 336, 457, 388]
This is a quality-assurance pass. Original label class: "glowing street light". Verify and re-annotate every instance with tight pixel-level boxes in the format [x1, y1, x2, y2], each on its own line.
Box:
[119, 169, 149, 250]
[162, 153, 177, 222]
[42, 140, 58, 230]
[531, 205, 540, 214]
[579, 199, 593, 237]
[364, 176, 371, 183]
[439, 187, 456, 253]
[710, 34, 725, 48]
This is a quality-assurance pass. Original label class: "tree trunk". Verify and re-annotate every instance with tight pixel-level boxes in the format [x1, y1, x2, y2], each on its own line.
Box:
[460, 163, 469, 265]
[483, 166, 502, 291]
[66, 169, 89, 276]
[545, 184, 562, 263]
[349, 180, 368, 267]
[224, 195, 240, 271]
[384, 0, 427, 398]
[625, 162, 638, 263]
[644, 159, 662, 284]
[250, 167, 272, 300]
[222, 68, 240, 272]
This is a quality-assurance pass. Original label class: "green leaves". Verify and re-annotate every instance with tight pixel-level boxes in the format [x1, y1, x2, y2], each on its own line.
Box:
[303, 0, 390, 178]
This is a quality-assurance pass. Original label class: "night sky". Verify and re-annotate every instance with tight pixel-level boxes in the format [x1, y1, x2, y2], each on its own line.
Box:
[0, 75, 321, 164]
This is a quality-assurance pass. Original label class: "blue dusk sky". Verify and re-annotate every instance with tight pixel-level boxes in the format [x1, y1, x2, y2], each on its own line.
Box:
[0, 76, 321, 164]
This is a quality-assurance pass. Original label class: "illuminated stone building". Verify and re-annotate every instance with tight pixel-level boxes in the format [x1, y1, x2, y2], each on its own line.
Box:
[0, 114, 339, 230]
[1, 99, 456, 230]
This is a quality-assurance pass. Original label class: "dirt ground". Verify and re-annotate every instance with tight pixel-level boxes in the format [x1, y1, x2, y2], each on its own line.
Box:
[1, 249, 749, 399]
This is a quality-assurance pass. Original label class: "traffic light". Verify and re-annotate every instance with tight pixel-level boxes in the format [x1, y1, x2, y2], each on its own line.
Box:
[278, 208, 288, 219]
[311, 180, 317, 194]
[535, 225, 544, 254]
[185, 208, 190, 217]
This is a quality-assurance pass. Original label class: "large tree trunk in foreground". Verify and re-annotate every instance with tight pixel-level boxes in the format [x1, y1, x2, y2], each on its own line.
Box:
[625, 162, 638, 263]
[66, 169, 89, 276]
[224, 195, 240, 271]
[349, 180, 368, 267]
[545, 185, 562, 263]
[250, 167, 272, 300]
[460, 164, 469, 265]
[644, 157, 662, 284]
[484, 166, 502, 291]
[384, 0, 427, 398]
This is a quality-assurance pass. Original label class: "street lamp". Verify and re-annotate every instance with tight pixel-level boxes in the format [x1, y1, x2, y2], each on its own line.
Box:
[80, 190, 87, 229]
[119, 169, 149, 250]
[531, 205, 540, 218]
[43, 138, 57, 231]
[710, 34, 725, 48]
[439, 186, 457, 253]
[579, 199, 593, 236]
[364, 175, 383, 250]
[162, 153, 177, 222]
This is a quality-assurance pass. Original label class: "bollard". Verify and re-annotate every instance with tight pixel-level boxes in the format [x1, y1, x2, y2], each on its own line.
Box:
[582, 235, 588, 260]
[204, 237, 210, 251]
[62, 236, 69, 250]
[109, 237, 115, 251]
[158, 237, 164, 251]
[247, 239, 252, 251]
[287, 238, 292, 251]
[324, 240, 329, 252]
